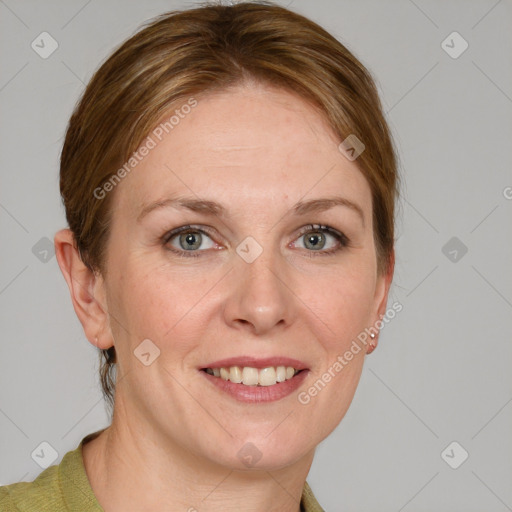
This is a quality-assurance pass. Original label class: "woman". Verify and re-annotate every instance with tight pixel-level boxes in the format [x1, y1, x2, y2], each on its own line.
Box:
[0, 1, 398, 510]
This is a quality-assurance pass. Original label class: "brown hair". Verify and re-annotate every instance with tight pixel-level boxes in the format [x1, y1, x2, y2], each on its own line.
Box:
[59, 1, 399, 414]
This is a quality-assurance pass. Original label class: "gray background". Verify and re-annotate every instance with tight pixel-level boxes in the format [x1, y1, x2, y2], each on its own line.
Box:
[1, 0, 511, 510]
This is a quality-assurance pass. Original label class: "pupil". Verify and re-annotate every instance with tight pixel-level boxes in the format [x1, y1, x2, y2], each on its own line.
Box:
[306, 232, 324, 250]
[181, 232, 201, 250]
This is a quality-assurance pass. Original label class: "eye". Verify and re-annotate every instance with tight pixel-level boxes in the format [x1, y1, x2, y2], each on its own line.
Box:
[163, 225, 218, 257]
[292, 224, 349, 256]
[161, 223, 349, 258]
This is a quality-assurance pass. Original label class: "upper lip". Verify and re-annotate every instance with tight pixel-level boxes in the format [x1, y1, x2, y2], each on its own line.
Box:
[201, 356, 309, 371]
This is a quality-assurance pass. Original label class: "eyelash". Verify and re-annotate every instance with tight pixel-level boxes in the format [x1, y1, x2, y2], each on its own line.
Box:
[161, 224, 349, 258]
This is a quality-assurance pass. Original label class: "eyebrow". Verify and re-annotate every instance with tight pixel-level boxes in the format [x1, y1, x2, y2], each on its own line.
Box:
[137, 195, 365, 226]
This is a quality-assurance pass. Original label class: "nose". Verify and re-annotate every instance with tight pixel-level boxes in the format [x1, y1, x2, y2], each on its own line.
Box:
[222, 247, 294, 336]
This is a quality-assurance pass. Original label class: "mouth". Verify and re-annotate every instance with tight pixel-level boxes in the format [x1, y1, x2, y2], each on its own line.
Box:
[201, 365, 303, 386]
[199, 357, 309, 403]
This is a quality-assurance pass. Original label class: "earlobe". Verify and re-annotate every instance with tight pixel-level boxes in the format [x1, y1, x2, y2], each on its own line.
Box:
[367, 249, 395, 354]
[366, 332, 377, 354]
[54, 228, 113, 350]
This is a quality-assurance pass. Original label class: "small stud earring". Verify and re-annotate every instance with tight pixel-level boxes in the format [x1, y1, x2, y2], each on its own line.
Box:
[367, 332, 377, 354]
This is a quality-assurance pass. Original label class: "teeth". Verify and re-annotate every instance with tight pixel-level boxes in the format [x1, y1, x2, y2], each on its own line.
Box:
[242, 367, 259, 386]
[258, 367, 276, 386]
[276, 366, 286, 382]
[205, 366, 300, 386]
[230, 366, 243, 383]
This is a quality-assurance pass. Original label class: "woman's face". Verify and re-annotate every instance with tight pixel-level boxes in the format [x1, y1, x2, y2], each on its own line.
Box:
[99, 82, 392, 470]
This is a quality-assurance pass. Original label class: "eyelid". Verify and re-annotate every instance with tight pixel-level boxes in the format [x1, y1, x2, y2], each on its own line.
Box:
[294, 223, 349, 245]
[161, 224, 218, 244]
[160, 224, 222, 258]
[291, 223, 350, 256]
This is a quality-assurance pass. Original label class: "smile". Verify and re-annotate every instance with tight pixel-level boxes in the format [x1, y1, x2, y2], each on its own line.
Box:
[203, 366, 301, 386]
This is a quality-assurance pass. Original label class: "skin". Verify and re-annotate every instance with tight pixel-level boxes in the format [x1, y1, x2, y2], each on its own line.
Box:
[55, 80, 394, 512]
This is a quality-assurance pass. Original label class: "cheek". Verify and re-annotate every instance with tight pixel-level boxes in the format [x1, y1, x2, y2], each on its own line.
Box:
[111, 262, 214, 358]
[301, 262, 376, 347]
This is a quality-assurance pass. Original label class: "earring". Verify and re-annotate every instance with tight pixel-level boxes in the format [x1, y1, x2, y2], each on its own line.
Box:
[367, 332, 377, 354]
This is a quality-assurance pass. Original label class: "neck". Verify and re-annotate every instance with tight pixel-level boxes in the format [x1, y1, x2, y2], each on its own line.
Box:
[83, 396, 314, 511]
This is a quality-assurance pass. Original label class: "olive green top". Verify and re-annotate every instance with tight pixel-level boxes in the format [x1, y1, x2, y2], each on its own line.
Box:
[0, 432, 324, 511]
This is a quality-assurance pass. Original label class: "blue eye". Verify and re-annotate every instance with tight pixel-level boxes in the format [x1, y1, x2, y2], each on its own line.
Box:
[161, 223, 349, 258]
[293, 224, 349, 257]
[163, 225, 217, 258]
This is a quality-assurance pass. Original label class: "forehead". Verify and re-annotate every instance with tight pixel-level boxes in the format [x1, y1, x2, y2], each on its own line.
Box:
[114, 83, 371, 218]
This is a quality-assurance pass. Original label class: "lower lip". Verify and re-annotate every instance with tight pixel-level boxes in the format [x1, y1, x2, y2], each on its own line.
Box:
[200, 369, 309, 403]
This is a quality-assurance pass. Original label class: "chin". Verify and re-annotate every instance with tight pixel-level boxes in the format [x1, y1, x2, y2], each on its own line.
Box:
[206, 431, 313, 472]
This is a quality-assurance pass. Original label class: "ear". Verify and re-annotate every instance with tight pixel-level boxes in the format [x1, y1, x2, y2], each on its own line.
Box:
[368, 249, 395, 351]
[54, 228, 113, 350]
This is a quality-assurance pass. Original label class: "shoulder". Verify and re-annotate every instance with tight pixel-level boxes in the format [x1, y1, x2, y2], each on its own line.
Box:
[301, 480, 325, 512]
[0, 463, 63, 511]
[0, 431, 105, 512]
